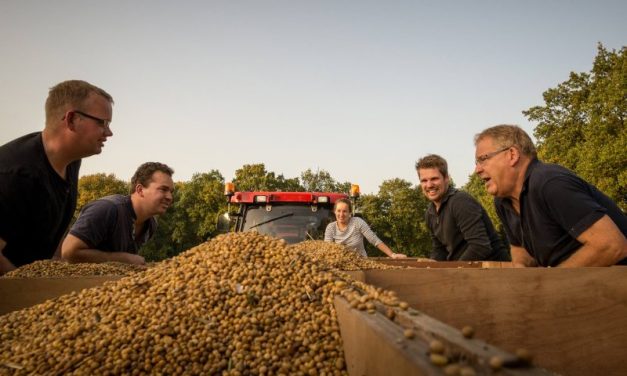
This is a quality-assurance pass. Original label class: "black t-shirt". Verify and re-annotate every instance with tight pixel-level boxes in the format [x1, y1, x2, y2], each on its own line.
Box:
[0, 132, 80, 267]
[495, 159, 627, 266]
[69, 194, 157, 253]
[426, 187, 510, 261]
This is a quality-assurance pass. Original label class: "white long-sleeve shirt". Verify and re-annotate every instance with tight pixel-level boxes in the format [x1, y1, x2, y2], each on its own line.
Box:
[324, 217, 383, 257]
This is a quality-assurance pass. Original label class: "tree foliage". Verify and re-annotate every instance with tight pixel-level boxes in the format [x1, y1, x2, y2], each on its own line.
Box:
[358, 178, 431, 257]
[141, 172, 227, 261]
[523, 44, 626, 210]
[74, 45, 625, 263]
[300, 168, 351, 193]
[172, 171, 226, 246]
[232, 164, 301, 192]
[75, 173, 128, 218]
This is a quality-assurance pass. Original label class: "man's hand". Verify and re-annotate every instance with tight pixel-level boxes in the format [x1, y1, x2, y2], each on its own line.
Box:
[0, 238, 17, 276]
[511, 245, 537, 267]
[390, 253, 408, 259]
[124, 253, 146, 265]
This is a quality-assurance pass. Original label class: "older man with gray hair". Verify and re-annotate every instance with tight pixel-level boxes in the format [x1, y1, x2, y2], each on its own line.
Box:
[474, 124, 626, 267]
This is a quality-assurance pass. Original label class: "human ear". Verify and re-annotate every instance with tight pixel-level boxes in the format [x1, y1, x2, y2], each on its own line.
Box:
[508, 147, 521, 166]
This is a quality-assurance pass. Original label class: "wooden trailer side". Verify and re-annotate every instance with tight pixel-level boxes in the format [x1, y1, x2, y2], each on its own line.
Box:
[361, 267, 627, 376]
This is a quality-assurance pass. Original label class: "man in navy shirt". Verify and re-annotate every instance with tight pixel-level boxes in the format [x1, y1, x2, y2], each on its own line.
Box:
[474, 124, 626, 267]
[0, 80, 114, 275]
[62, 162, 174, 265]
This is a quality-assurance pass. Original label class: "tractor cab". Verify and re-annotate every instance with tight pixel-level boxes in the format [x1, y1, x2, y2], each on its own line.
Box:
[217, 183, 360, 244]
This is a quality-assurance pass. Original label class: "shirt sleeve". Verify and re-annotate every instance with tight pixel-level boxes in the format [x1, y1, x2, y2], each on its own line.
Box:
[356, 218, 383, 247]
[324, 222, 335, 242]
[540, 175, 607, 239]
[69, 200, 118, 249]
[450, 194, 495, 261]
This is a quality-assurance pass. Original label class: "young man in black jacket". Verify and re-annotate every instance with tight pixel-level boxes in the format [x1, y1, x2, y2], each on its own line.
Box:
[416, 154, 509, 261]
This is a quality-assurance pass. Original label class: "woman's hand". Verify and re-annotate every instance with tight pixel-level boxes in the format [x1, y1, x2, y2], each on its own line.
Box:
[390, 253, 407, 259]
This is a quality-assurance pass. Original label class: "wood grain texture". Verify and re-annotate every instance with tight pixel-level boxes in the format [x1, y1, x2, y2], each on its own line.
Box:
[362, 267, 627, 375]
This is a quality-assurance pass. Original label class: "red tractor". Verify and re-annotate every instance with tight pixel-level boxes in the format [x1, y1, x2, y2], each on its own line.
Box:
[217, 183, 360, 244]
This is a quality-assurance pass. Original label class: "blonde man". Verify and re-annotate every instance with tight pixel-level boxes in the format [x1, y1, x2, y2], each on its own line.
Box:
[0, 80, 113, 275]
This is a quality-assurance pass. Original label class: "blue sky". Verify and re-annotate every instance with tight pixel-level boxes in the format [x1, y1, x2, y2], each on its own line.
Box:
[1, 1, 625, 194]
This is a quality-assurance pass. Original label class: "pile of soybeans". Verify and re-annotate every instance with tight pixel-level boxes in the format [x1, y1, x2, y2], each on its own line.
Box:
[0, 232, 403, 375]
[2, 261, 148, 278]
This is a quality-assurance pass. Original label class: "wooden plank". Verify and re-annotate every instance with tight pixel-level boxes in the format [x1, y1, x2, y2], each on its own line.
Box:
[0, 276, 122, 316]
[335, 296, 441, 376]
[362, 267, 627, 376]
[334, 296, 552, 375]
[368, 258, 514, 269]
[342, 270, 366, 282]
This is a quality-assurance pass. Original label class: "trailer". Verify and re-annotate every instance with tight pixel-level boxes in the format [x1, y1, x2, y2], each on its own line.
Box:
[2, 261, 625, 375]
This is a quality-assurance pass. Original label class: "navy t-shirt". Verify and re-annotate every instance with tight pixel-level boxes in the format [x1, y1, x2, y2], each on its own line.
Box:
[69, 194, 157, 253]
[495, 159, 627, 266]
[0, 132, 80, 267]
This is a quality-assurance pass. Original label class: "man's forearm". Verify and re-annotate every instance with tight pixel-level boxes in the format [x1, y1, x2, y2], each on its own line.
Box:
[511, 245, 537, 267]
[459, 244, 493, 261]
[560, 215, 627, 267]
[558, 244, 625, 267]
[0, 238, 16, 275]
[64, 248, 137, 264]
[0, 254, 16, 275]
[52, 240, 63, 260]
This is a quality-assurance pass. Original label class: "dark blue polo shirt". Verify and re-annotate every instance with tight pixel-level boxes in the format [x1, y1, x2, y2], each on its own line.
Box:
[69, 194, 157, 254]
[495, 159, 627, 267]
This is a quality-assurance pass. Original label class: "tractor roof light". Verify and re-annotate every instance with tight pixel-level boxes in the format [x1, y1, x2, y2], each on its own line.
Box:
[350, 184, 360, 198]
[224, 182, 235, 197]
[317, 196, 329, 204]
[254, 195, 268, 203]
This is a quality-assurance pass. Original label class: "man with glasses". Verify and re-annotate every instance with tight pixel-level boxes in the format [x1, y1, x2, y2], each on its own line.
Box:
[474, 124, 626, 267]
[0, 80, 114, 275]
[416, 154, 509, 262]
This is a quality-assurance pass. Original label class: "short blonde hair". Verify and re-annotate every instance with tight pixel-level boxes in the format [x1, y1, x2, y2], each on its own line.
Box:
[475, 124, 537, 158]
[45, 80, 114, 127]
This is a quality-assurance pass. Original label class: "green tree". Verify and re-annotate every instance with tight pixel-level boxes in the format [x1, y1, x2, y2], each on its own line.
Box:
[172, 171, 226, 245]
[462, 173, 510, 248]
[76, 173, 128, 218]
[232, 164, 301, 192]
[141, 171, 227, 261]
[523, 44, 626, 210]
[358, 178, 431, 257]
[300, 168, 351, 193]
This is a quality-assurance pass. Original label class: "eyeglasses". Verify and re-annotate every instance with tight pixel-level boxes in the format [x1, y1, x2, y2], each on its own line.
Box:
[475, 146, 511, 166]
[73, 110, 111, 129]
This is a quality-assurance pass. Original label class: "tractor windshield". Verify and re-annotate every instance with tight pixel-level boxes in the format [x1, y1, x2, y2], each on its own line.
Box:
[242, 204, 335, 244]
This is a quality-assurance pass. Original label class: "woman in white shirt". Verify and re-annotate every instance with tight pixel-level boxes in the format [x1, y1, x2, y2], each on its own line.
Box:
[324, 198, 407, 258]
